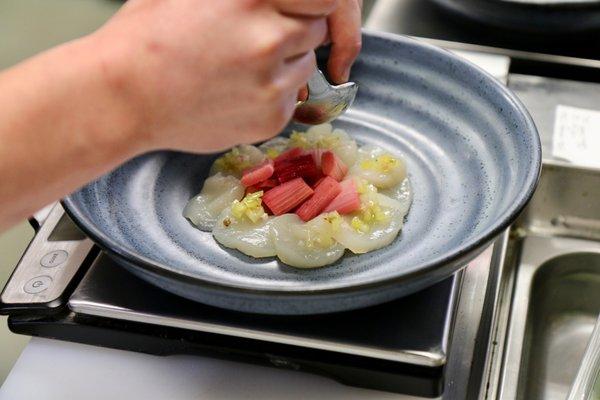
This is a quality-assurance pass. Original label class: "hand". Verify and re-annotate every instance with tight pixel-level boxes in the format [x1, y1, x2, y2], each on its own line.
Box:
[327, 0, 363, 84]
[94, 0, 336, 153]
[296, 0, 362, 101]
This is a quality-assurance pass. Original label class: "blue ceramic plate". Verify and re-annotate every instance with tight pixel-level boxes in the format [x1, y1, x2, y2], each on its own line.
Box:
[63, 31, 541, 315]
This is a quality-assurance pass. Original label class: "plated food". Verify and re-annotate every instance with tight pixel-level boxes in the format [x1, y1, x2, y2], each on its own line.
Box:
[184, 124, 412, 268]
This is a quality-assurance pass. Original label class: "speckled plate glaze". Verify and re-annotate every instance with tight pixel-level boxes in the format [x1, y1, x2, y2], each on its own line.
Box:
[63, 31, 541, 315]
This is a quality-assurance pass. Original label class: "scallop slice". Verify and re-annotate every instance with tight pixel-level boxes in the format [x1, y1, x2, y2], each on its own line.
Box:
[209, 144, 266, 178]
[380, 178, 413, 216]
[259, 137, 290, 159]
[333, 192, 408, 254]
[213, 209, 276, 258]
[291, 124, 358, 167]
[349, 145, 407, 189]
[328, 128, 358, 167]
[183, 173, 244, 231]
[270, 214, 345, 268]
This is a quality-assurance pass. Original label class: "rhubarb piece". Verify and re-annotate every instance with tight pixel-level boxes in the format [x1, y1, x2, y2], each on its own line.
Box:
[245, 177, 279, 195]
[296, 177, 342, 222]
[321, 151, 348, 182]
[274, 153, 311, 171]
[256, 178, 278, 190]
[273, 147, 303, 163]
[262, 178, 313, 216]
[274, 154, 322, 184]
[311, 176, 325, 189]
[241, 159, 274, 187]
[323, 179, 360, 214]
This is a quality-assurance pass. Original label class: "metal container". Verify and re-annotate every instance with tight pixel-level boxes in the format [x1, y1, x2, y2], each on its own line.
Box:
[568, 314, 600, 400]
[484, 162, 600, 400]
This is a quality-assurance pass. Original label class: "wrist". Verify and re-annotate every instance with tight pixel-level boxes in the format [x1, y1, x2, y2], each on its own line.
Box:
[73, 33, 150, 159]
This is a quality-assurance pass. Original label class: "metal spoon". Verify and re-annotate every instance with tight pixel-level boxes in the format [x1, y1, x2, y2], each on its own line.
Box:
[293, 67, 358, 125]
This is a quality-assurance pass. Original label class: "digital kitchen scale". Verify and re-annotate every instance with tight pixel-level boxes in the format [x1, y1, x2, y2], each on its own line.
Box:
[0, 204, 501, 399]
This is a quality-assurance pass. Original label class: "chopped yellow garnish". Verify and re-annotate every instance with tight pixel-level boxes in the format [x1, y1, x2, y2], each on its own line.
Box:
[230, 191, 267, 223]
[214, 147, 254, 174]
[314, 135, 340, 149]
[351, 217, 370, 233]
[300, 213, 340, 248]
[324, 211, 342, 233]
[356, 180, 368, 194]
[361, 201, 387, 223]
[350, 198, 388, 233]
[289, 131, 310, 149]
[230, 201, 246, 219]
[306, 230, 336, 248]
[360, 154, 399, 173]
[356, 178, 377, 195]
[265, 148, 280, 159]
[289, 130, 340, 150]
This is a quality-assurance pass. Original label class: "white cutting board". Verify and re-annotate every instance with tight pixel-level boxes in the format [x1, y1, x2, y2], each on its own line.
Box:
[0, 338, 423, 400]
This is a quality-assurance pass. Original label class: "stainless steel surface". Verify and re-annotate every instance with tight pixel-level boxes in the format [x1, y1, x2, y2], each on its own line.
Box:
[71, 295, 440, 365]
[508, 76, 600, 164]
[366, 3, 513, 86]
[444, 238, 507, 400]
[430, 0, 600, 34]
[479, 162, 600, 400]
[475, 230, 515, 400]
[31, 203, 55, 229]
[568, 314, 600, 400]
[293, 67, 357, 124]
[500, 0, 600, 3]
[366, 0, 600, 61]
[0, 204, 93, 308]
[68, 255, 464, 367]
[501, 237, 600, 400]
[515, 162, 600, 241]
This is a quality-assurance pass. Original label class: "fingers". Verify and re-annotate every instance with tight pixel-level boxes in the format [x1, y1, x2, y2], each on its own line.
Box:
[279, 51, 316, 92]
[272, 0, 338, 17]
[297, 85, 309, 102]
[280, 15, 327, 58]
[263, 51, 315, 135]
[326, 0, 362, 83]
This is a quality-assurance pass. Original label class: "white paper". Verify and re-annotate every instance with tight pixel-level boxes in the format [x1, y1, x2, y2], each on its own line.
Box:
[553, 105, 600, 169]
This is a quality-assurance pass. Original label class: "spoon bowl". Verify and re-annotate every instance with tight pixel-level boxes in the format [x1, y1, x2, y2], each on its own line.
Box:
[293, 68, 358, 125]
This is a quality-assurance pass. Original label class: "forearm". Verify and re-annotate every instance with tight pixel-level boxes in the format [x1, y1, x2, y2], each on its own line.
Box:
[0, 35, 141, 230]
[0, 0, 363, 232]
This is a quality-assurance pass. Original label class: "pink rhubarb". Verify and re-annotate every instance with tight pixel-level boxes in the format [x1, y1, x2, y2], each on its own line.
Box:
[241, 159, 274, 187]
[262, 178, 314, 216]
[274, 154, 322, 184]
[296, 177, 342, 222]
[321, 151, 348, 182]
[323, 179, 361, 214]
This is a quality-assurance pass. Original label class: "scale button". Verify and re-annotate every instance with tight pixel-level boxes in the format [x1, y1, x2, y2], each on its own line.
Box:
[24, 276, 52, 294]
[40, 250, 68, 268]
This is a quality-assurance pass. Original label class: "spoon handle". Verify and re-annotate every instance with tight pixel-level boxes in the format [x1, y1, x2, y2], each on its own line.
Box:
[306, 67, 331, 97]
